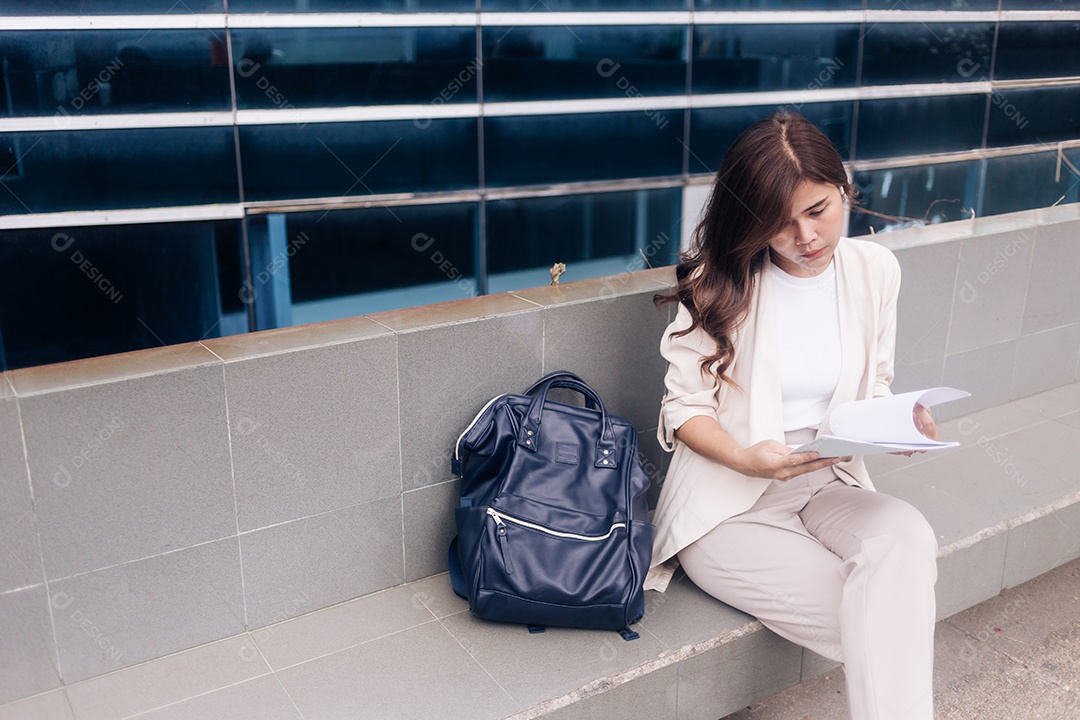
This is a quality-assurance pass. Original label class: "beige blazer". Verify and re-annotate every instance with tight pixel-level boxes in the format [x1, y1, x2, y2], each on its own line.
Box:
[646, 237, 901, 592]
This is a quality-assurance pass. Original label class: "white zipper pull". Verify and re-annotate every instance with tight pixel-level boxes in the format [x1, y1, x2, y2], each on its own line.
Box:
[488, 508, 514, 575]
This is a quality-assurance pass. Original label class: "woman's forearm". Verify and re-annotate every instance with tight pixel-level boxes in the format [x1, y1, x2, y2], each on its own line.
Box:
[673, 415, 749, 474]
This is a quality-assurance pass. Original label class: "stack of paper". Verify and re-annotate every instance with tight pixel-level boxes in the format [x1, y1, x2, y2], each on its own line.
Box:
[791, 387, 971, 457]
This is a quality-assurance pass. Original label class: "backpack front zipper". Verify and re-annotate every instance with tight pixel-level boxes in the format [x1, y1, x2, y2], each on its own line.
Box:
[486, 507, 626, 542]
[486, 507, 626, 576]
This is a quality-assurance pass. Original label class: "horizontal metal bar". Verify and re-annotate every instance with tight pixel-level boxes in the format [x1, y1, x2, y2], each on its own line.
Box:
[0, 112, 234, 134]
[691, 10, 1000, 25]
[993, 75, 1080, 91]
[13, 77, 1067, 132]
[0, 203, 245, 231]
[846, 139, 1080, 173]
[234, 104, 476, 126]
[245, 176, 685, 215]
[681, 140, 1080, 183]
[0, 14, 226, 30]
[480, 11, 690, 26]
[244, 190, 483, 215]
[483, 176, 684, 201]
[227, 12, 478, 28]
[3, 10, 1080, 31]
[1000, 10, 1080, 22]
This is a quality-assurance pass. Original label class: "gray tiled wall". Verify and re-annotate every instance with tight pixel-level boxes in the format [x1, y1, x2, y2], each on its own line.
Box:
[0, 208, 1077, 703]
[888, 209, 1080, 420]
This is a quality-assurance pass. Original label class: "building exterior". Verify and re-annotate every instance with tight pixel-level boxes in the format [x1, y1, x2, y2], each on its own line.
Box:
[1, 0, 1078, 369]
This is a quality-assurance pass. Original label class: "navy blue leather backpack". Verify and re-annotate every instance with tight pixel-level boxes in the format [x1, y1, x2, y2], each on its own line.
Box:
[449, 371, 653, 638]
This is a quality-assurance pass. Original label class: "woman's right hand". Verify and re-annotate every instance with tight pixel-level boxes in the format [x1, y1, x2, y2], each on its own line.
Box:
[735, 440, 841, 481]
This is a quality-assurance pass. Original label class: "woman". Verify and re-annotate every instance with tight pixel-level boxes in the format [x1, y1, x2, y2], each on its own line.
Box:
[648, 111, 938, 720]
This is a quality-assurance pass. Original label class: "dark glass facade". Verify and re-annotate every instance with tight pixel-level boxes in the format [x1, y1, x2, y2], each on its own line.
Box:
[2, 6, 1079, 368]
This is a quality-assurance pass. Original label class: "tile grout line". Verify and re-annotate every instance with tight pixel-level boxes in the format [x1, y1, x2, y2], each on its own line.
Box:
[255, 617, 446, 675]
[105, 667, 280, 720]
[198, 330, 395, 363]
[1007, 227, 1039, 397]
[207, 346, 251, 631]
[393, 334, 407, 584]
[433, 614, 522, 711]
[10, 392, 67, 687]
[267, 669, 308, 720]
[49, 633, 276, 719]
[940, 237, 964, 367]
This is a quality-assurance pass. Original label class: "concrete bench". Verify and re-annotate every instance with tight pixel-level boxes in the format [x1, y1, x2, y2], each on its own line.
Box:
[5, 383, 1077, 720]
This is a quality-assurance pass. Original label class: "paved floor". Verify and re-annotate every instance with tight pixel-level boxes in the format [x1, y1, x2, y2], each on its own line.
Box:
[722, 556, 1080, 720]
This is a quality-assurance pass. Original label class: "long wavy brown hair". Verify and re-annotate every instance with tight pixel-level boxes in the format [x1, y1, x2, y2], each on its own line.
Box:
[656, 111, 858, 384]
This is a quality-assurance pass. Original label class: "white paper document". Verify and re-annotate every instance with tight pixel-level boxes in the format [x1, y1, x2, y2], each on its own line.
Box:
[791, 387, 971, 458]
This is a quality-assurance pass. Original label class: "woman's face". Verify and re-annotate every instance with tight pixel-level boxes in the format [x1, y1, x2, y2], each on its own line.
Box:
[767, 180, 845, 278]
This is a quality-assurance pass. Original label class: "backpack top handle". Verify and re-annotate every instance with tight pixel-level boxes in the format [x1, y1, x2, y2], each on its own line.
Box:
[517, 371, 619, 469]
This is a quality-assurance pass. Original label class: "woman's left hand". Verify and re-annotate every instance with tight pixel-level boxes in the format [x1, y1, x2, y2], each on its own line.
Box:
[913, 402, 936, 440]
[894, 403, 936, 456]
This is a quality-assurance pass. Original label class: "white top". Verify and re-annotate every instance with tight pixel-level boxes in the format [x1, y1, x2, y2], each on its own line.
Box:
[770, 258, 843, 432]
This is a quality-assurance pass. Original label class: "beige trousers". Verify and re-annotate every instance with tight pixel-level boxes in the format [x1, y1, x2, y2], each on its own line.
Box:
[677, 436, 938, 720]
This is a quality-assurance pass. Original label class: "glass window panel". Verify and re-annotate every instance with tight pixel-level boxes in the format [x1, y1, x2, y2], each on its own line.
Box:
[484, 111, 683, 187]
[865, 0, 996, 7]
[855, 95, 984, 160]
[691, 25, 858, 94]
[482, 26, 685, 102]
[0, 30, 230, 117]
[238, 119, 478, 202]
[0, 1, 224, 14]
[688, 102, 853, 176]
[282, 202, 478, 324]
[486, 188, 681, 293]
[849, 160, 979, 236]
[0, 220, 242, 371]
[986, 86, 1080, 149]
[232, 28, 477, 109]
[230, 0, 473, 10]
[860, 23, 994, 86]
[0, 127, 239, 215]
[983, 150, 1080, 217]
[995, 23, 1080, 81]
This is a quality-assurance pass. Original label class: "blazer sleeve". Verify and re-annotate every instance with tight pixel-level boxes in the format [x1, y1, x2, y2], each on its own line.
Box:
[657, 303, 721, 451]
[873, 249, 902, 398]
